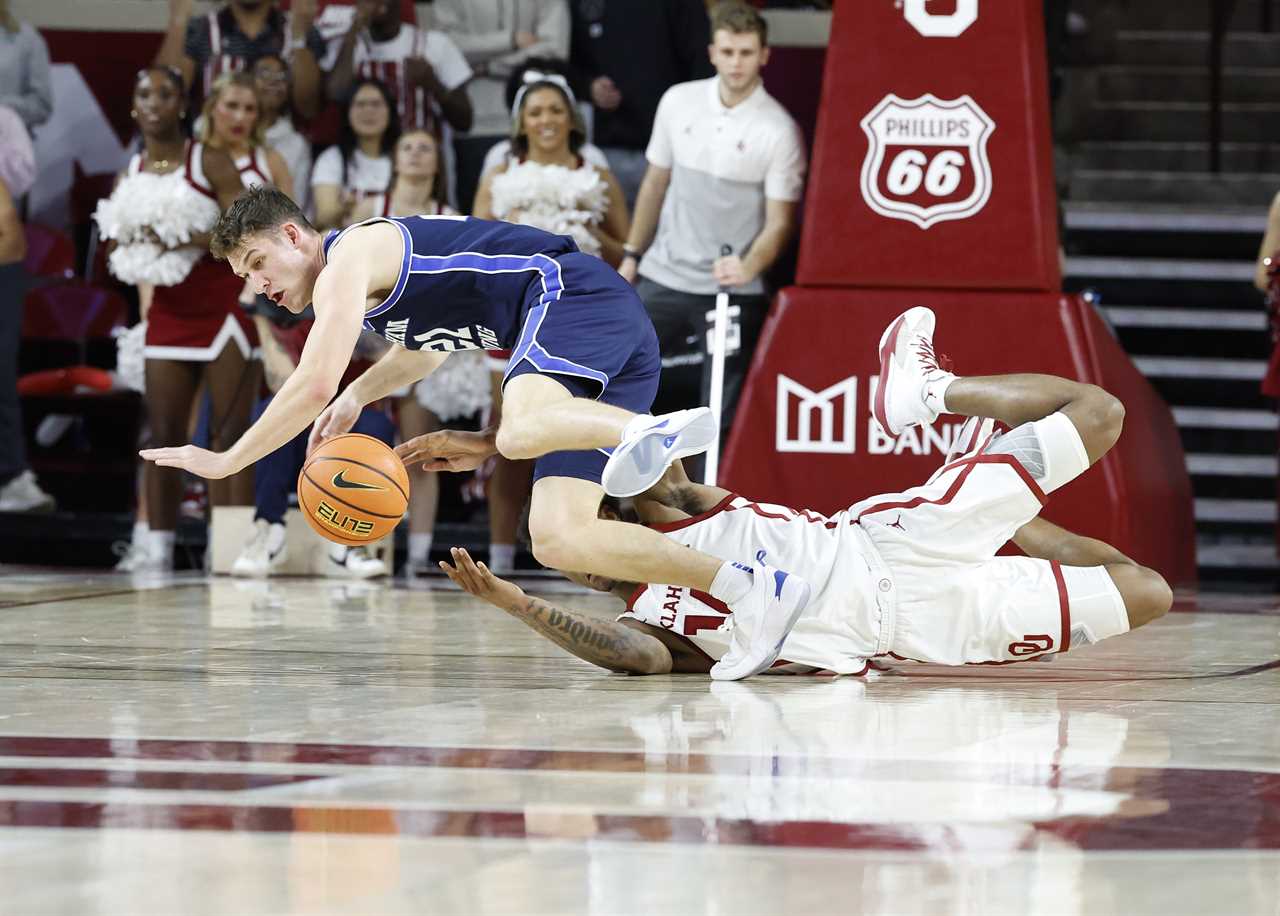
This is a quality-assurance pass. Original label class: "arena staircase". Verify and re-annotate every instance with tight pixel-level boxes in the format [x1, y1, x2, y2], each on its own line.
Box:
[1060, 1, 1279, 589]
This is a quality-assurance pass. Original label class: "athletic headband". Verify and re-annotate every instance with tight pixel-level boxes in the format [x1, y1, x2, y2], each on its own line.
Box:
[510, 71, 577, 121]
[136, 66, 186, 92]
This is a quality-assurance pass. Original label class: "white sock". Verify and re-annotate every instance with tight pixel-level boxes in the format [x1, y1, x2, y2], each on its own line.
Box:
[132, 521, 149, 546]
[488, 543, 516, 573]
[928, 374, 959, 413]
[709, 561, 753, 605]
[145, 530, 175, 564]
[409, 533, 433, 563]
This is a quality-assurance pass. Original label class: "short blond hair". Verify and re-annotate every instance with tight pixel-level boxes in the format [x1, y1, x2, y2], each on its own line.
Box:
[199, 72, 266, 148]
[210, 185, 313, 260]
[709, 2, 769, 46]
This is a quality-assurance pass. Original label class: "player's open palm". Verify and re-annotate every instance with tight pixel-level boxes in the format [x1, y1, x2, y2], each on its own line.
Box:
[139, 444, 232, 479]
[308, 392, 360, 455]
[440, 547, 526, 611]
[396, 429, 494, 472]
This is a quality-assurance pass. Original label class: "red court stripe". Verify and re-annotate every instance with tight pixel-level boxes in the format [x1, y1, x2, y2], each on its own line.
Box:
[1, 781, 1278, 851]
[0, 768, 317, 791]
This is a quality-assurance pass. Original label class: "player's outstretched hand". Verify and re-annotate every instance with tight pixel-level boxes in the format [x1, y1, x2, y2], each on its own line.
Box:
[440, 547, 526, 611]
[396, 429, 496, 472]
[139, 444, 233, 479]
[308, 391, 360, 455]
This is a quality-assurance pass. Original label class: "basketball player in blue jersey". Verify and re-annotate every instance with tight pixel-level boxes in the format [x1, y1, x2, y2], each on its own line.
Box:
[140, 185, 808, 680]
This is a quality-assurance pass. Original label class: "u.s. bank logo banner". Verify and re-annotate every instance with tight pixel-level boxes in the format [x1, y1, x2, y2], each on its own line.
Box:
[860, 94, 996, 230]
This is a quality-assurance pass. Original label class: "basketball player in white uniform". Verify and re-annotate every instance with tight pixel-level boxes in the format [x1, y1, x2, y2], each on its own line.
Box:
[439, 306, 1174, 676]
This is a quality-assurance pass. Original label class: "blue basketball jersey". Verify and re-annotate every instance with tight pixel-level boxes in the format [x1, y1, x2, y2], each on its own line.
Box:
[321, 215, 579, 351]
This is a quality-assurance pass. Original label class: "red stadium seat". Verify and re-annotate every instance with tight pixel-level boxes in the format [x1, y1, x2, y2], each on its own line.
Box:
[22, 283, 128, 342]
[23, 224, 76, 282]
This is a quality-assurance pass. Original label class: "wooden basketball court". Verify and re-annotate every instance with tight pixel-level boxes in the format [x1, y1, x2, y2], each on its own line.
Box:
[0, 569, 1275, 914]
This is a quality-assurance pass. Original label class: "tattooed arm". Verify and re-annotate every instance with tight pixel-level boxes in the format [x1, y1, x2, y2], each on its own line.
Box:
[439, 548, 674, 674]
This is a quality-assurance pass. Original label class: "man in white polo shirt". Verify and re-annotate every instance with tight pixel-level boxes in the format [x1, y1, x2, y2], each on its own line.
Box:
[620, 1, 805, 462]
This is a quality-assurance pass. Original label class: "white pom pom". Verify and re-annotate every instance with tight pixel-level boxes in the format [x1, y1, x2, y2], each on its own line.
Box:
[108, 243, 204, 286]
[414, 351, 492, 422]
[489, 161, 608, 256]
[112, 322, 148, 393]
[96, 171, 220, 284]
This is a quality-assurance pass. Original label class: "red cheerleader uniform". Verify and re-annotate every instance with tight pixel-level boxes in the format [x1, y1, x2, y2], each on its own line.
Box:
[143, 142, 270, 362]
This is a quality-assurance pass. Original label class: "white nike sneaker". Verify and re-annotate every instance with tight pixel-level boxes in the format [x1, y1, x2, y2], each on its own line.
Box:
[112, 540, 164, 573]
[873, 306, 955, 437]
[231, 519, 288, 578]
[0, 470, 55, 513]
[710, 564, 811, 681]
[404, 555, 432, 578]
[601, 407, 718, 498]
[325, 544, 388, 579]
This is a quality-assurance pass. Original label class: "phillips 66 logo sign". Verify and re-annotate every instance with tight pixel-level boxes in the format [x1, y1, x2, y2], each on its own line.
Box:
[903, 0, 979, 38]
[860, 93, 995, 230]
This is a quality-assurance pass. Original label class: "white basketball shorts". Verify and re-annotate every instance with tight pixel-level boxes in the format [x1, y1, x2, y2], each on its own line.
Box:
[852, 412, 1128, 665]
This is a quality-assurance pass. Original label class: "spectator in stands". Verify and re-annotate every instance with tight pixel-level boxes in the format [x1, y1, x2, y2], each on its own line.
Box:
[0, 1, 52, 133]
[253, 53, 312, 211]
[474, 73, 628, 264]
[326, 0, 473, 136]
[569, 0, 712, 207]
[233, 316, 393, 578]
[349, 128, 489, 577]
[1255, 189, 1280, 400]
[155, 0, 326, 120]
[432, 0, 570, 213]
[479, 58, 610, 179]
[1255, 192, 1280, 297]
[200, 72, 293, 196]
[472, 72, 628, 573]
[96, 68, 260, 572]
[312, 77, 400, 229]
[0, 105, 54, 512]
[621, 1, 805, 461]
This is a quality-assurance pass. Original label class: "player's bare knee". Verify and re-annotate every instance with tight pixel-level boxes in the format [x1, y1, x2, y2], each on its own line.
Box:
[494, 419, 537, 460]
[1108, 563, 1171, 629]
[527, 514, 581, 570]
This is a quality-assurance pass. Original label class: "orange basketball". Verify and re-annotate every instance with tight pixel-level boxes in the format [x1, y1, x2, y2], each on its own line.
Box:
[297, 434, 410, 546]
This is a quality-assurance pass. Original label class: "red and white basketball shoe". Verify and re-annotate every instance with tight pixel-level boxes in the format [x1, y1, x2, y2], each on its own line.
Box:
[873, 306, 956, 437]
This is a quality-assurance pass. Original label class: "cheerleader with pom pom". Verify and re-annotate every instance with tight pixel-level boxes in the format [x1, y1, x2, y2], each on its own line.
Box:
[96, 68, 286, 572]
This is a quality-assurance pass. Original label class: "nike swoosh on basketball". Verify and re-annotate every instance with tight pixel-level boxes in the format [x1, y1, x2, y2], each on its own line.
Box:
[331, 470, 385, 491]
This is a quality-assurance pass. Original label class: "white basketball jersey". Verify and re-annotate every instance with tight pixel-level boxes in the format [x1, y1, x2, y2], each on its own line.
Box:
[620, 496, 883, 674]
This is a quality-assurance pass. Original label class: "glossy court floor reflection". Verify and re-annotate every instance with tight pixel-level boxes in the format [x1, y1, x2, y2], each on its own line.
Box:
[0, 568, 1276, 915]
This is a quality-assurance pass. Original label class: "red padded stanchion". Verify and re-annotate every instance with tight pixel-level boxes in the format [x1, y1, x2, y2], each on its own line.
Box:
[797, 0, 1059, 291]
